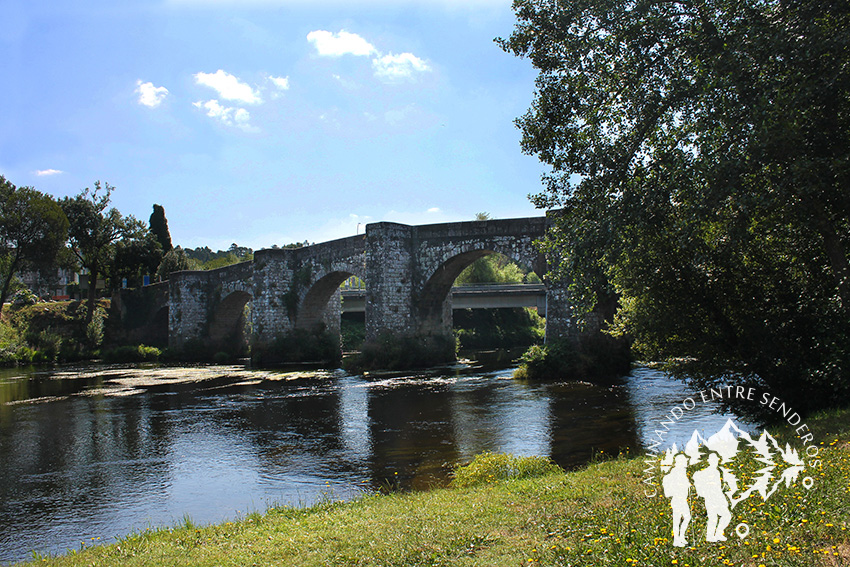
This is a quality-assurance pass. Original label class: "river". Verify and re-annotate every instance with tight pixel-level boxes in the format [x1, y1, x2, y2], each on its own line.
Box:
[0, 359, 738, 564]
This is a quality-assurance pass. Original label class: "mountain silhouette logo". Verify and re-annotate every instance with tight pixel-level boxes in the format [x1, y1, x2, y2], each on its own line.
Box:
[659, 419, 811, 547]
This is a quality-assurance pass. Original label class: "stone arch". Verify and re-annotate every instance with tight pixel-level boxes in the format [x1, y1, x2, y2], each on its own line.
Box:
[296, 270, 354, 332]
[416, 244, 541, 336]
[208, 290, 252, 351]
[417, 236, 545, 289]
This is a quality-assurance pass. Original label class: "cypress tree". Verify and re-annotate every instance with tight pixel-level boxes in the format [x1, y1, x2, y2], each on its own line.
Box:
[149, 204, 172, 253]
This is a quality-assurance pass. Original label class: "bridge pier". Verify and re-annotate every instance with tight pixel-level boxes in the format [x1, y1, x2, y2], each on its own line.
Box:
[543, 284, 575, 343]
[364, 222, 418, 341]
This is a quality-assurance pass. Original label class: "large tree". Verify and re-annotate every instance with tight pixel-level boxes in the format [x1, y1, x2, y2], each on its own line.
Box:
[0, 176, 69, 317]
[500, 0, 850, 417]
[61, 182, 142, 323]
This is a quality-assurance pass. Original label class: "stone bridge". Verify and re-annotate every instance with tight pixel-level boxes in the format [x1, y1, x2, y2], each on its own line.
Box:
[166, 214, 572, 354]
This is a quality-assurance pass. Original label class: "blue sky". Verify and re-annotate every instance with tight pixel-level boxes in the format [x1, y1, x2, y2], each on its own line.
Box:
[1, 0, 546, 251]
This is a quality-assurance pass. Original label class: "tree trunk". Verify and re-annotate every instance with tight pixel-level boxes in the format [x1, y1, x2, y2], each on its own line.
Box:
[0, 250, 23, 321]
[86, 267, 99, 324]
[811, 202, 850, 310]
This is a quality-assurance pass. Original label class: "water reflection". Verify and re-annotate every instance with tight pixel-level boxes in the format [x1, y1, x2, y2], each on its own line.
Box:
[0, 362, 730, 564]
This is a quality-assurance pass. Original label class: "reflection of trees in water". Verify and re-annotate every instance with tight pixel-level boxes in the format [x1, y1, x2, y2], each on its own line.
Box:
[0, 367, 649, 563]
[367, 379, 461, 491]
[547, 381, 639, 468]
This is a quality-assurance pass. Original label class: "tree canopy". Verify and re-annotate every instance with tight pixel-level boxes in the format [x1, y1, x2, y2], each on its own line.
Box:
[500, 0, 850, 417]
[0, 176, 69, 316]
[61, 182, 143, 322]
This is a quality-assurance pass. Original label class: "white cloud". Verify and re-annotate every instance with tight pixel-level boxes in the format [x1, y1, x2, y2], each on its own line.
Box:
[136, 80, 169, 107]
[384, 104, 418, 125]
[34, 169, 63, 176]
[193, 99, 257, 132]
[194, 70, 262, 104]
[372, 53, 431, 81]
[307, 30, 377, 57]
[427, 207, 441, 213]
[269, 75, 290, 91]
[308, 30, 431, 84]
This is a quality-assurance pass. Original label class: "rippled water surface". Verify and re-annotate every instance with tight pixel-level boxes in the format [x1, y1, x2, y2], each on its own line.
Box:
[0, 360, 737, 564]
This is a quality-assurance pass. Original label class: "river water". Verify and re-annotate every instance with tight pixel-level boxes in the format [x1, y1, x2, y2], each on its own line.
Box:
[0, 359, 737, 564]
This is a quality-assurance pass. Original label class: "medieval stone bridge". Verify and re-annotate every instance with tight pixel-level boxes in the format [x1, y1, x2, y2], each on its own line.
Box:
[165, 214, 572, 353]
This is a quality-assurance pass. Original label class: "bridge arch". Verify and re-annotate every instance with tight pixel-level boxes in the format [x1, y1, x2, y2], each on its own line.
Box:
[295, 270, 354, 333]
[208, 290, 252, 353]
[416, 247, 542, 336]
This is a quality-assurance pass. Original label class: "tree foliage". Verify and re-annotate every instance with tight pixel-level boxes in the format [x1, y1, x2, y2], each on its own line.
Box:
[0, 176, 69, 318]
[61, 182, 142, 322]
[500, 0, 850, 417]
[156, 246, 191, 281]
[113, 232, 163, 289]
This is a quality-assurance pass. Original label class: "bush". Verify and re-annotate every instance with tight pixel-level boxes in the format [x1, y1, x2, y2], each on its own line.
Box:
[101, 344, 162, 363]
[27, 330, 63, 364]
[213, 351, 232, 364]
[86, 306, 106, 349]
[513, 333, 631, 381]
[0, 320, 26, 364]
[453, 307, 545, 350]
[11, 289, 37, 307]
[340, 316, 365, 351]
[346, 332, 457, 372]
[450, 452, 563, 488]
[252, 327, 341, 367]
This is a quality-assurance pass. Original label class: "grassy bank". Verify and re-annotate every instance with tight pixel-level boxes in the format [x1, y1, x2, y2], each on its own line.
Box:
[17, 409, 850, 566]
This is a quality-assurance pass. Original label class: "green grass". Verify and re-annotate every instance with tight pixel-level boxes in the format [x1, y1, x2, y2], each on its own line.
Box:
[17, 408, 850, 566]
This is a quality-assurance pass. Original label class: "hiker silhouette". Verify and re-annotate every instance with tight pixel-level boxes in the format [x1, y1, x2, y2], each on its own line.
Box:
[692, 452, 732, 542]
[662, 453, 692, 547]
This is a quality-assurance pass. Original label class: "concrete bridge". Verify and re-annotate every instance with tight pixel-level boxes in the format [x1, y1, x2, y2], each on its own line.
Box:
[341, 283, 547, 313]
[166, 214, 572, 355]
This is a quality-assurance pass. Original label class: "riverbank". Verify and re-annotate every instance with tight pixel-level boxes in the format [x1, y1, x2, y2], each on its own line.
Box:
[15, 408, 849, 566]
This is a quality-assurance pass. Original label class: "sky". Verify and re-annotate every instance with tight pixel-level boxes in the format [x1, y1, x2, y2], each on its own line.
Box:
[0, 0, 548, 251]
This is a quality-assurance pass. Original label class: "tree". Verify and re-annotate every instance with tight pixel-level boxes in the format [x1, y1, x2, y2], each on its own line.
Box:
[112, 232, 163, 289]
[500, 0, 850, 417]
[61, 182, 141, 323]
[156, 246, 191, 281]
[0, 176, 69, 317]
[149, 204, 172, 253]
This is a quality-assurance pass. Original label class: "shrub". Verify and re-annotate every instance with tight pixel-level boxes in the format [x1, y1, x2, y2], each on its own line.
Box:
[213, 351, 232, 364]
[86, 305, 106, 349]
[450, 452, 563, 488]
[11, 289, 37, 307]
[252, 326, 341, 367]
[0, 320, 25, 364]
[513, 333, 631, 381]
[27, 330, 63, 364]
[101, 344, 162, 363]
[347, 332, 457, 371]
[453, 307, 545, 350]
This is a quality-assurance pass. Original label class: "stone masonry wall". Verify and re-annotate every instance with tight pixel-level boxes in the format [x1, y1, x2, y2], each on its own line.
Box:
[364, 222, 416, 341]
[167, 214, 575, 353]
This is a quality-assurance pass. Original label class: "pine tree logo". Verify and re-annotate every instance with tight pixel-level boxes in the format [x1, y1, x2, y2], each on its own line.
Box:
[660, 419, 811, 547]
